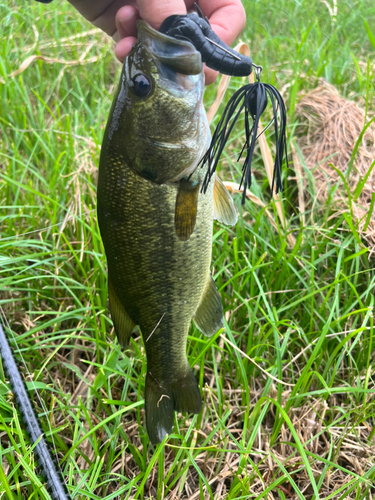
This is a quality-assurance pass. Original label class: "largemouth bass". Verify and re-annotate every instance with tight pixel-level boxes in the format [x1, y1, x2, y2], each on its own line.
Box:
[97, 21, 237, 444]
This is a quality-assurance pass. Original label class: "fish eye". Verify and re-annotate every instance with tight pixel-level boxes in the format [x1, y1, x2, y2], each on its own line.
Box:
[132, 73, 152, 97]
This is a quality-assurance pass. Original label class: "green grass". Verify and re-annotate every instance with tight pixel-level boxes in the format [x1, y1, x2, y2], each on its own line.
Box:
[0, 0, 374, 498]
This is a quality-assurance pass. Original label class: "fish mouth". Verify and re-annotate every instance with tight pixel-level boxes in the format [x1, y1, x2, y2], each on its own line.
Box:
[137, 21, 203, 76]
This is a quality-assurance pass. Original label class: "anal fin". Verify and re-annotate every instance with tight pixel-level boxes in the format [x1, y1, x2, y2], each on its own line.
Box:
[108, 277, 136, 348]
[213, 175, 238, 226]
[193, 276, 223, 336]
[175, 177, 200, 241]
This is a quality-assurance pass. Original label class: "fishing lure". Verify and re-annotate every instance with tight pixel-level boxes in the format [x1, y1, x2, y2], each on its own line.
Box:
[162, 3, 287, 202]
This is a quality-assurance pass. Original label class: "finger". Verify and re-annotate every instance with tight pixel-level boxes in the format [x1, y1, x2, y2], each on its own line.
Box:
[115, 36, 137, 62]
[199, 0, 246, 46]
[204, 66, 219, 85]
[88, 0, 136, 37]
[67, 0, 115, 23]
[114, 4, 139, 42]
[136, 0, 187, 30]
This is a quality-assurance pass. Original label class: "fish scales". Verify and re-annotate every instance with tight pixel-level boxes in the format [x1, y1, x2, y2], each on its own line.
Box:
[98, 165, 213, 372]
[98, 21, 237, 443]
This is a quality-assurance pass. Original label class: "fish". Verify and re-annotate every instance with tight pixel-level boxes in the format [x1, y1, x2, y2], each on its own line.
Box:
[97, 21, 237, 444]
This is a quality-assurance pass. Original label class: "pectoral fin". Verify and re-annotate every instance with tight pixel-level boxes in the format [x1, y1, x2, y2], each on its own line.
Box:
[175, 178, 200, 241]
[213, 176, 238, 226]
[193, 276, 223, 336]
[108, 277, 136, 348]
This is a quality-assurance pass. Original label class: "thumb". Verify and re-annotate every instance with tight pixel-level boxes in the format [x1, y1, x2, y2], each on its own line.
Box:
[136, 0, 187, 29]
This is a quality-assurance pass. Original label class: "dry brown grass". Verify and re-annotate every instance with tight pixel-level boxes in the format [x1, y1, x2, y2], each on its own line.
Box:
[294, 81, 375, 252]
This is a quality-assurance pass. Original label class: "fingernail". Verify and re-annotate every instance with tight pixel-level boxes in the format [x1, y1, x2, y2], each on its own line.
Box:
[119, 9, 135, 24]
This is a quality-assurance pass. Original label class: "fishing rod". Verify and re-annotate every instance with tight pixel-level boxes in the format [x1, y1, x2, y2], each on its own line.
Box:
[0, 318, 71, 500]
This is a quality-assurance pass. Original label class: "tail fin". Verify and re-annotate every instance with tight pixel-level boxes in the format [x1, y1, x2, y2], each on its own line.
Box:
[145, 368, 202, 444]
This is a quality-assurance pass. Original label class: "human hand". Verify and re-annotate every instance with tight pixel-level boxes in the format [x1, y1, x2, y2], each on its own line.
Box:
[67, 0, 246, 85]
